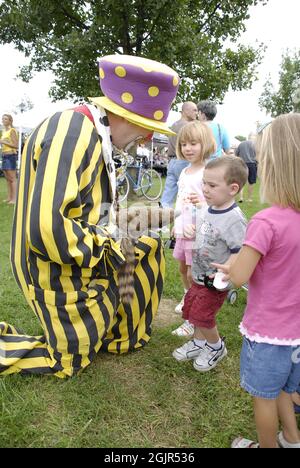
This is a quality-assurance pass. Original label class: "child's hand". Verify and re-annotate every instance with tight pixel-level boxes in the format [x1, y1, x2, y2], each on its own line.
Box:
[183, 224, 196, 239]
[182, 195, 191, 204]
[210, 262, 230, 282]
[188, 192, 204, 205]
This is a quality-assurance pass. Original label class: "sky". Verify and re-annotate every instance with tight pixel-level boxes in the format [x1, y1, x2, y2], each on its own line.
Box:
[1, 0, 300, 142]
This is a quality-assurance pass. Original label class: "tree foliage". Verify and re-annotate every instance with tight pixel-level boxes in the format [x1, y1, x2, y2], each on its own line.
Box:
[259, 50, 300, 117]
[1, 0, 267, 104]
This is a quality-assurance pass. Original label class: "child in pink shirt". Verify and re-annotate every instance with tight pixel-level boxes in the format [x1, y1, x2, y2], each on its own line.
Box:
[214, 114, 300, 449]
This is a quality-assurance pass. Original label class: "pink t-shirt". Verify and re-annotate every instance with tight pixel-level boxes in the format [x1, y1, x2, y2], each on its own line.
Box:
[240, 206, 300, 345]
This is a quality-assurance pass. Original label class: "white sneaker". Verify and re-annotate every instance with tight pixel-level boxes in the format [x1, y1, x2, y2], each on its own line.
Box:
[171, 320, 194, 337]
[277, 431, 300, 448]
[172, 339, 205, 362]
[193, 340, 227, 372]
[174, 293, 186, 314]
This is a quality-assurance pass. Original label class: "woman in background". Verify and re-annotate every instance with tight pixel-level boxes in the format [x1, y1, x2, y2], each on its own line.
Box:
[0, 114, 18, 204]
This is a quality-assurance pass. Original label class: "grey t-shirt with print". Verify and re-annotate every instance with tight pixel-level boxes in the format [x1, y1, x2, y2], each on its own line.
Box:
[192, 203, 247, 283]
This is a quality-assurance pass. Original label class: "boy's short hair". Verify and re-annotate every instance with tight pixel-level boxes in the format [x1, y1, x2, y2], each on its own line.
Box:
[176, 121, 217, 161]
[205, 156, 248, 192]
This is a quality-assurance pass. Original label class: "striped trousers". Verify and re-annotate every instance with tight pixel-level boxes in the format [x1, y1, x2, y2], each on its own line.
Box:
[0, 236, 164, 378]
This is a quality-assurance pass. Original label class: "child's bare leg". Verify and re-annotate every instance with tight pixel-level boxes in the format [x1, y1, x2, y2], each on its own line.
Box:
[197, 326, 220, 344]
[194, 326, 206, 342]
[291, 391, 300, 406]
[178, 260, 190, 290]
[253, 397, 278, 448]
[277, 391, 300, 443]
[186, 266, 193, 288]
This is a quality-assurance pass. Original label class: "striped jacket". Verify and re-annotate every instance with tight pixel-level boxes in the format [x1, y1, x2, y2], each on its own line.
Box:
[2, 107, 164, 377]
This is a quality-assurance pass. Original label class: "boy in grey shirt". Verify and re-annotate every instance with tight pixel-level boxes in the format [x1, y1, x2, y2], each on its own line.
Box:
[173, 156, 248, 372]
[192, 204, 247, 283]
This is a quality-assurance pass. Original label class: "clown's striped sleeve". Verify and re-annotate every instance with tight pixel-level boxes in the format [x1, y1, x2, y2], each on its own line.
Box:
[27, 110, 121, 266]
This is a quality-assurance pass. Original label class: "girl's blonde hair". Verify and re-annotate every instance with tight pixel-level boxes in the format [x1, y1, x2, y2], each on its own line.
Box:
[257, 113, 300, 210]
[176, 121, 217, 161]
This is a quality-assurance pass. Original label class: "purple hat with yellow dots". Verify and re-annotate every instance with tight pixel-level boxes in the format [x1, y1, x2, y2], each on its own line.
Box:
[89, 55, 180, 135]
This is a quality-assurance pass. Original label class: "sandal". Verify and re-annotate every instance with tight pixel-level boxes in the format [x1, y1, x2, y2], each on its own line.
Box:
[231, 437, 259, 448]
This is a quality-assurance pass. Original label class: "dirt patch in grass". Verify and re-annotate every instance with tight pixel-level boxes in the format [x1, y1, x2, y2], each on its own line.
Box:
[154, 298, 181, 327]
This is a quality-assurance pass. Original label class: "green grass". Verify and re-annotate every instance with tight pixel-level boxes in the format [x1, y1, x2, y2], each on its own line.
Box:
[0, 177, 265, 448]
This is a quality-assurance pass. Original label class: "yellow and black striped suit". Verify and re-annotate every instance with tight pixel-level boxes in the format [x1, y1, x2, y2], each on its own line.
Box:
[0, 109, 165, 378]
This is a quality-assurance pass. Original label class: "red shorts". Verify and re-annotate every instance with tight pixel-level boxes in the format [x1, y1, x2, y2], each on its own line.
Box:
[182, 282, 227, 329]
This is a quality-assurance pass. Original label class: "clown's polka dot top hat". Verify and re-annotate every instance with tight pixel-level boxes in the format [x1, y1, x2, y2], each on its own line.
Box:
[89, 54, 180, 135]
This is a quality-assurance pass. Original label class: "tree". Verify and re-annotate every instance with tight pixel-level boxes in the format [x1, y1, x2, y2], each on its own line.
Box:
[1, 0, 267, 104]
[259, 50, 300, 116]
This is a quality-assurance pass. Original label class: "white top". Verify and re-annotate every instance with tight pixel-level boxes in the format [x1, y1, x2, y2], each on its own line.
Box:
[174, 166, 206, 235]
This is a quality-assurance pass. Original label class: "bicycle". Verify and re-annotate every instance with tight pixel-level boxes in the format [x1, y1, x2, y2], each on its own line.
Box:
[115, 153, 163, 202]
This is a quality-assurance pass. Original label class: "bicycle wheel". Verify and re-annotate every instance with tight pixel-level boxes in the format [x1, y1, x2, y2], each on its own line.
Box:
[141, 169, 162, 201]
[117, 174, 130, 202]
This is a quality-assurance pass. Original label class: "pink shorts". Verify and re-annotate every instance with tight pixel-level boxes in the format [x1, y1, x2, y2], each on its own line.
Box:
[182, 282, 227, 329]
[173, 237, 193, 266]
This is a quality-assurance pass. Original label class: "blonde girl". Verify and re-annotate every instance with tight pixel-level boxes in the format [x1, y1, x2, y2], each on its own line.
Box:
[172, 121, 216, 336]
[213, 114, 300, 448]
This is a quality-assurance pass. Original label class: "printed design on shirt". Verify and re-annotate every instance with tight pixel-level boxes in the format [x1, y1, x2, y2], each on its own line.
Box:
[193, 218, 220, 273]
[196, 219, 220, 248]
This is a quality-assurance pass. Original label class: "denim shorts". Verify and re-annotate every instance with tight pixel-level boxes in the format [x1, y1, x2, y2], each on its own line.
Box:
[240, 337, 300, 399]
[2, 154, 17, 171]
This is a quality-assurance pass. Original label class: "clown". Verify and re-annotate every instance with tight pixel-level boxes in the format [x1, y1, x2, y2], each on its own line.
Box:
[0, 55, 180, 377]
